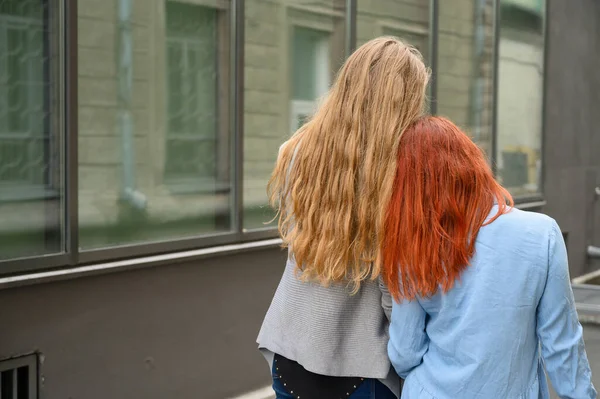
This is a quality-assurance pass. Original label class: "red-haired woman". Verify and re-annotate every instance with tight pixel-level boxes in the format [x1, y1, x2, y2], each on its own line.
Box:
[383, 116, 596, 399]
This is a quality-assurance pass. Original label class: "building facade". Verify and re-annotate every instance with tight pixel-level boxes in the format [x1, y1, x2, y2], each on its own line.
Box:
[0, 0, 598, 398]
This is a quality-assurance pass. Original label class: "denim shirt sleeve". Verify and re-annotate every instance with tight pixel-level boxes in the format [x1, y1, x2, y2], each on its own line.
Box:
[537, 221, 597, 399]
[388, 295, 429, 379]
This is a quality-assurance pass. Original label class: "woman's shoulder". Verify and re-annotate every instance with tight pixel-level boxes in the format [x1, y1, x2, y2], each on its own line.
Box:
[480, 208, 558, 255]
[497, 207, 555, 230]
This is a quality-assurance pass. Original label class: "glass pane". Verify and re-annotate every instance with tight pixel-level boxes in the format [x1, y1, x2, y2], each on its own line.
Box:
[243, 0, 346, 230]
[0, 0, 63, 261]
[496, 0, 545, 196]
[78, 0, 232, 250]
[437, 0, 496, 156]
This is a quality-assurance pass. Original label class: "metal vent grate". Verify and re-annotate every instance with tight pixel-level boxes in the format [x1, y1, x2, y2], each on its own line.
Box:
[0, 355, 37, 399]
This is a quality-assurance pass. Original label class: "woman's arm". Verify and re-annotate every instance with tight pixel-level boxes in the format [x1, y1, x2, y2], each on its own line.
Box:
[388, 295, 429, 379]
[537, 220, 596, 399]
[378, 276, 393, 322]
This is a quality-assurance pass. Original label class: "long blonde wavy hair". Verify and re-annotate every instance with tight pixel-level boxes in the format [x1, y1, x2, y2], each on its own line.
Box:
[268, 37, 430, 291]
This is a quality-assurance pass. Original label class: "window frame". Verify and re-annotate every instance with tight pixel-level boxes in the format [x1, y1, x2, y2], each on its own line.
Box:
[80, 0, 242, 264]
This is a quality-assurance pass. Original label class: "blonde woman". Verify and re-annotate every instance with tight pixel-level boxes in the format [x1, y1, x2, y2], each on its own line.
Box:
[257, 37, 429, 399]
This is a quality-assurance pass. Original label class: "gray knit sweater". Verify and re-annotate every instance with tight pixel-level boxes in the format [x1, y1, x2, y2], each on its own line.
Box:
[256, 256, 401, 396]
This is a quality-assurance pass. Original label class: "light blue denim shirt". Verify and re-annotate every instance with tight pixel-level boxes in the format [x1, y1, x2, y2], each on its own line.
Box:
[388, 207, 596, 399]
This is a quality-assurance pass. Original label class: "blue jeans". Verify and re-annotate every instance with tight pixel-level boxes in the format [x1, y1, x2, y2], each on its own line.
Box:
[272, 363, 397, 399]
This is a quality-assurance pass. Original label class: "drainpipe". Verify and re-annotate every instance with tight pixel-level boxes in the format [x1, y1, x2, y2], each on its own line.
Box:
[469, 0, 487, 144]
[117, 0, 146, 210]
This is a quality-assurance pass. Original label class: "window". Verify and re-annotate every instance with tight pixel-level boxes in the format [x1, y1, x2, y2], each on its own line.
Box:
[436, 0, 496, 156]
[243, 0, 346, 230]
[0, 0, 63, 260]
[77, 0, 232, 250]
[0, 0, 556, 271]
[496, 0, 545, 196]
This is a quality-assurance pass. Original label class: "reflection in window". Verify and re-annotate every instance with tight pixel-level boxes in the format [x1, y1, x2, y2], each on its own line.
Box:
[290, 27, 330, 132]
[0, 0, 62, 260]
[496, 1, 545, 196]
[165, 2, 217, 184]
[243, 0, 346, 230]
[77, 0, 232, 250]
[437, 0, 495, 155]
[0, 0, 47, 186]
[356, 1, 430, 60]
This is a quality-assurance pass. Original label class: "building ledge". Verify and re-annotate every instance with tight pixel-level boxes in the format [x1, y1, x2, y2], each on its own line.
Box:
[0, 238, 283, 291]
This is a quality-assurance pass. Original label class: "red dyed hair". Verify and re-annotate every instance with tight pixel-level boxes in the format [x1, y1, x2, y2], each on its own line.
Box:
[382, 116, 513, 301]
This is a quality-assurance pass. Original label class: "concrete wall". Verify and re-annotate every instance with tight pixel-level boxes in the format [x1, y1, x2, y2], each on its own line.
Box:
[0, 247, 287, 399]
[541, 0, 600, 277]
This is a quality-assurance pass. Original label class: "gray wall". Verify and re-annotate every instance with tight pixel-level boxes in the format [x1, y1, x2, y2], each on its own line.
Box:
[0, 248, 286, 399]
[541, 0, 600, 277]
